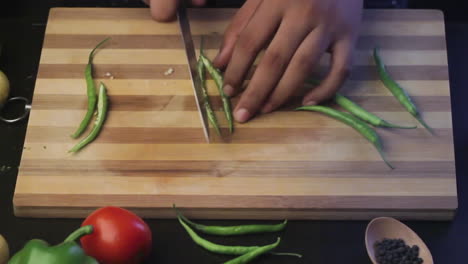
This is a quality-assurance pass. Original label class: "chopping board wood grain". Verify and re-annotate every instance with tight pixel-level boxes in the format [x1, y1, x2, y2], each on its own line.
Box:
[14, 8, 457, 220]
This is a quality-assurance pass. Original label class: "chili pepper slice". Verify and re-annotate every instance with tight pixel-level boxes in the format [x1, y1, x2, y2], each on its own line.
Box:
[71, 37, 110, 139]
[373, 47, 433, 134]
[334, 93, 416, 129]
[176, 208, 287, 236]
[198, 38, 221, 137]
[69, 82, 108, 153]
[200, 54, 234, 133]
[296, 105, 394, 169]
[223, 238, 281, 264]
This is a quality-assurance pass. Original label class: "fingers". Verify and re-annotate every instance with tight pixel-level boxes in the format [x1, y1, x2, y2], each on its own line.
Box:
[302, 37, 353, 106]
[191, 0, 206, 6]
[233, 15, 314, 123]
[261, 28, 328, 113]
[213, 0, 263, 69]
[148, 0, 206, 22]
[222, 4, 282, 99]
[149, 0, 180, 22]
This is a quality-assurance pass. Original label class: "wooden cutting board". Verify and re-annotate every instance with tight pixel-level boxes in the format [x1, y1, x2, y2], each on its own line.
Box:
[13, 8, 457, 220]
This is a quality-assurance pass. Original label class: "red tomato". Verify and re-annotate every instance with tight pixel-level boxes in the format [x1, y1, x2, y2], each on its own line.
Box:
[80, 206, 152, 264]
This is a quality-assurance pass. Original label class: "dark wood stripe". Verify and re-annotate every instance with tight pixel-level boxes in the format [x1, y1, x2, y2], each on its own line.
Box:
[356, 36, 446, 50]
[362, 9, 444, 21]
[49, 8, 444, 22]
[14, 193, 456, 210]
[12, 205, 456, 220]
[19, 160, 455, 178]
[37, 64, 450, 81]
[31, 94, 452, 112]
[23, 127, 453, 144]
[349, 65, 449, 81]
[42, 34, 447, 51]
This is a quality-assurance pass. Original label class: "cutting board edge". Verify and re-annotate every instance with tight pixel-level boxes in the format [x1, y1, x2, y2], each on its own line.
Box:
[13, 205, 457, 221]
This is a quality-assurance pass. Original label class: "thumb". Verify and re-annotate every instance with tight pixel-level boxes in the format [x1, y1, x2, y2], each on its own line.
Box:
[149, 0, 180, 22]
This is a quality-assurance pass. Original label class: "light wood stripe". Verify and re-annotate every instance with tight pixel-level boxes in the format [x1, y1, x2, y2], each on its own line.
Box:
[26, 110, 453, 128]
[23, 127, 453, 144]
[34, 79, 451, 97]
[15, 175, 456, 196]
[18, 160, 456, 178]
[45, 18, 445, 36]
[48, 8, 444, 22]
[39, 49, 449, 66]
[21, 142, 454, 161]
[36, 64, 450, 80]
[30, 94, 452, 112]
[42, 35, 447, 51]
[15, 8, 456, 220]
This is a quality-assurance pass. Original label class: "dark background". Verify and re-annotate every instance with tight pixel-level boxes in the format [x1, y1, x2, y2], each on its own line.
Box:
[0, 0, 466, 263]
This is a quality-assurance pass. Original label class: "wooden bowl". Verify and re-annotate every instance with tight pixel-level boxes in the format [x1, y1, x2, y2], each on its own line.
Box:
[365, 217, 433, 264]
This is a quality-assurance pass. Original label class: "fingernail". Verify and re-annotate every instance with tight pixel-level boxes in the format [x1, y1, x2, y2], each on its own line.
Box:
[223, 85, 234, 97]
[303, 100, 317, 106]
[234, 108, 250, 123]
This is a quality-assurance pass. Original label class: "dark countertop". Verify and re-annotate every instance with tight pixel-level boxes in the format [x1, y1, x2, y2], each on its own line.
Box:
[0, 1, 466, 263]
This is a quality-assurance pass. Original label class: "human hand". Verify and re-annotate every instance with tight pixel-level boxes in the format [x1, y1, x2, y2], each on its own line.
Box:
[213, 0, 363, 123]
[144, 0, 207, 22]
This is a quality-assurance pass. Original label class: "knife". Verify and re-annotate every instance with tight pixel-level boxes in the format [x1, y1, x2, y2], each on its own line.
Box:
[177, 5, 210, 143]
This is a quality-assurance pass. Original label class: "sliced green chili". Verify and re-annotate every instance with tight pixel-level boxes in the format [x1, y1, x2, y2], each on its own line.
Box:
[296, 105, 394, 169]
[198, 39, 221, 137]
[69, 82, 108, 153]
[71, 37, 110, 139]
[200, 54, 234, 133]
[223, 238, 281, 264]
[334, 93, 416, 129]
[177, 209, 287, 236]
[373, 47, 433, 134]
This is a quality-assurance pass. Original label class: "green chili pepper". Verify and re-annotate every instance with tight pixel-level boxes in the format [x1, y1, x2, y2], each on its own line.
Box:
[71, 37, 110, 139]
[69, 82, 108, 153]
[177, 209, 287, 236]
[200, 54, 234, 133]
[373, 47, 433, 134]
[296, 105, 394, 169]
[198, 38, 221, 137]
[178, 216, 260, 255]
[334, 93, 416, 129]
[177, 216, 299, 259]
[8, 226, 97, 264]
[223, 238, 281, 264]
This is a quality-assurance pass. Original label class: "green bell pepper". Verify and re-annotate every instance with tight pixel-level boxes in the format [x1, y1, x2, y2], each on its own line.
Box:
[8, 225, 97, 264]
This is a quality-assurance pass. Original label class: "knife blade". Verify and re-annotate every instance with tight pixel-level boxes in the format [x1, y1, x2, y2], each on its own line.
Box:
[177, 5, 210, 143]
